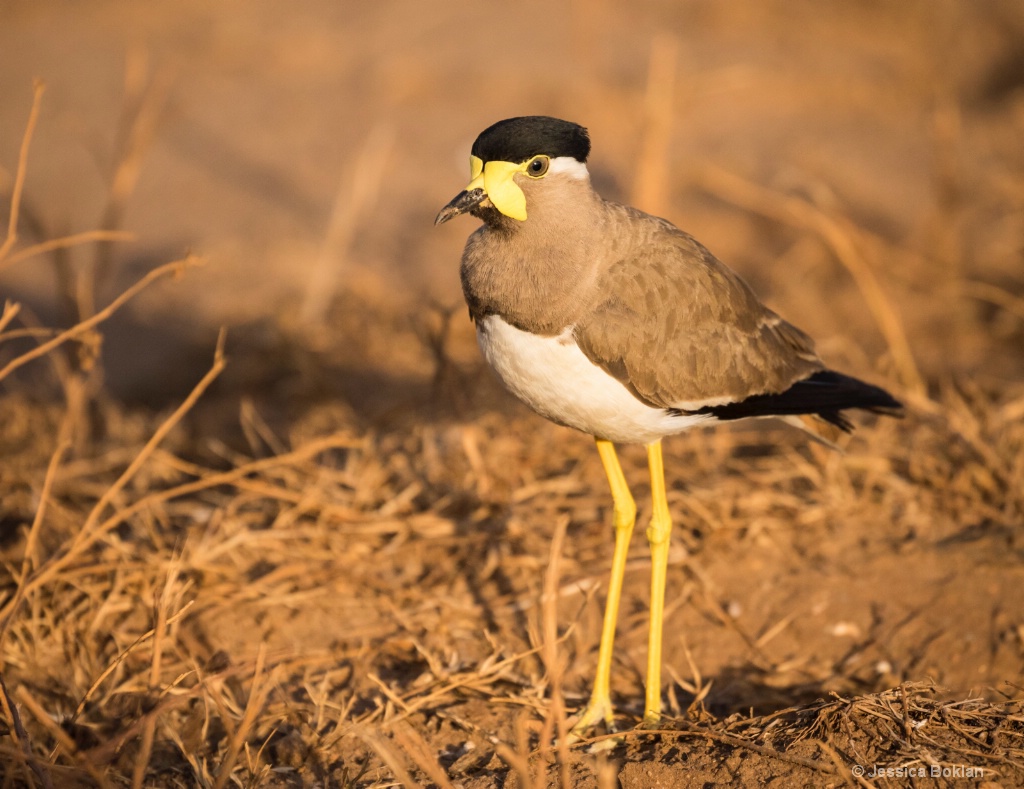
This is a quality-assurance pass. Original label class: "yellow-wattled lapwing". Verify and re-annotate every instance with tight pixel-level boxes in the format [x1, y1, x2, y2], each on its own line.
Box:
[435, 116, 901, 734]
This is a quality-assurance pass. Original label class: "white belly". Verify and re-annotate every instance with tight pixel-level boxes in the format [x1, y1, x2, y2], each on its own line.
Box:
[476, 315, 709, 445]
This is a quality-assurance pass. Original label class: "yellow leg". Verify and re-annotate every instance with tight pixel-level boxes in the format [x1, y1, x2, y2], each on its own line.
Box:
[570, 438, 636, 736]
[644, 439, 672, 724]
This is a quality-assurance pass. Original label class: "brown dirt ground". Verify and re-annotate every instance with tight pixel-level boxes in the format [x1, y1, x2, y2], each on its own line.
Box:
[1, 1, 1023, 787]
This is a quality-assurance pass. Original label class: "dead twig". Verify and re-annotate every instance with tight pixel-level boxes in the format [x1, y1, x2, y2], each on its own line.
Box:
[0, 439, 70, 652]
[391, 722, 458, 789]
[299, 123, 394, 325]
[357, 728, 424, 789]
[494, 712, 536, 789]
[14, 685, 111, 789]
[0, 255, 202, 383]
[0, 230, 134, 272]
[538, 515, 571, 788]
[84, 52, 173, 320]
[0, 671, 54, 789]
[0, 80, 45, 263]
[0, 300, 21, 333]
[632, 33, 680, 216]
[582, 724, 840, 774]
[72, 601, 195, 722]
[212, 645, 269, 789]
[74, 327, 225, 546]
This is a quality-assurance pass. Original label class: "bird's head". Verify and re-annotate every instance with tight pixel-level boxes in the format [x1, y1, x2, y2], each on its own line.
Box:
[435, 116, 591, 227]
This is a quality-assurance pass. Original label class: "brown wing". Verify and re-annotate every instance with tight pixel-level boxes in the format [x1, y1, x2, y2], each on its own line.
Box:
[574, 227, 823, 409]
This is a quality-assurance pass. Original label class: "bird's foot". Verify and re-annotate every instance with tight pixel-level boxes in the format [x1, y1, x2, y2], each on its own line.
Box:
[639, 711, 663, 730]
[566, 697, 621, 750]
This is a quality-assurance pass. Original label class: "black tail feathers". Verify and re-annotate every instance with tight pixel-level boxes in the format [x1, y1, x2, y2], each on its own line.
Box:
[680, 370, 903, 431]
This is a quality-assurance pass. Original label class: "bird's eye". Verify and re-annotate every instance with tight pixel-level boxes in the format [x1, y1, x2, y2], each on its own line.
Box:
[525, 156, 550, 177]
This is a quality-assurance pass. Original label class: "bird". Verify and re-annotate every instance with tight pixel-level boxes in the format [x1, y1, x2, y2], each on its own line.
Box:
[435, 116, 902, 735]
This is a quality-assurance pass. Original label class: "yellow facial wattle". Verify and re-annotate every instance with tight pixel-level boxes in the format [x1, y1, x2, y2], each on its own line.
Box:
[466, 155, 529, 221]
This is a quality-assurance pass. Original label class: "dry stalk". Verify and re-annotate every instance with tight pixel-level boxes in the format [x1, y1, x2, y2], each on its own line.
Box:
[815, 737, 866, 788]
[391, 722, 458, 789]
[0, 439, 70, 653]
[357, 728, 424, 789]
[0, 300, 21, 333]
[74, 328, 226, 543]
[123, 556, 188, 789]
[14, 685, 111, 789]
[299, 123, 395, 325]
[594, 754, 620, 789]
[129, 714, 156, 789]
[538, 515, 571, 788]
[494, 712, 536, 789]
[0, 80, 45, 263]
[239, 397, 288, 456]
[368, 672, 413, 717]
[212, 645, 270, 789]
[85, 53, 174, 321]
[81, 658, 271, 766]
[71, 601, 195, 722]
[632, 33, 679, 217]
[962, 280, 1024, 324]
[0, 671, 52, 789]
[0, 230, 134, 272]
[53, 363, 92, 468]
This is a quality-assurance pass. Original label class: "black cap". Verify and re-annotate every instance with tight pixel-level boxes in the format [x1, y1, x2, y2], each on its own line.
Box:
[471, 116, 590, 165]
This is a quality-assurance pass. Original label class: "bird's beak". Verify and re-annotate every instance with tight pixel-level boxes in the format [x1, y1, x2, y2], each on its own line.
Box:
[435, 155, 528, 225]
[434, 185, 487, 226]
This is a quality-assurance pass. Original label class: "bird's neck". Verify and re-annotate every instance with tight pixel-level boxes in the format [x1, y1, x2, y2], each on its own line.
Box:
[461, 196, 608, 335]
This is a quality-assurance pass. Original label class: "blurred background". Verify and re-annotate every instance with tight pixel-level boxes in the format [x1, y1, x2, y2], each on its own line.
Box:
[1, 3, 1023, 782]
[2, 0, 1022, 423]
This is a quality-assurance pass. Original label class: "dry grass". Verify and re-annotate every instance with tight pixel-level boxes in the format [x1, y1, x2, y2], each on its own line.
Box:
[2, 344, 1021, 785]
[1, 2, 1024, 786]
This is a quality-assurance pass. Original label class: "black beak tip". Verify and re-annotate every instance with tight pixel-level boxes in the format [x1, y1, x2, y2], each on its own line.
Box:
[434, 188, 485, 227]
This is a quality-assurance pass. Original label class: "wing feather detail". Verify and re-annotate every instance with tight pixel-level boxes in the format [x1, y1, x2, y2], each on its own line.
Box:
[574, 223, 822, 409]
